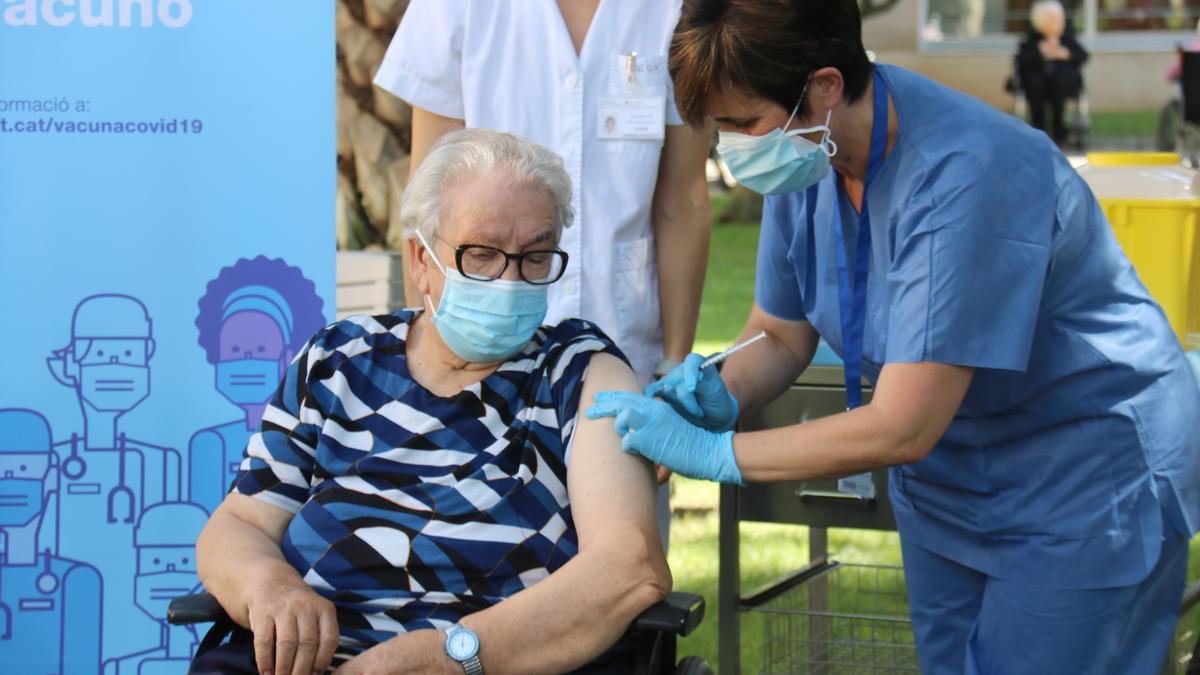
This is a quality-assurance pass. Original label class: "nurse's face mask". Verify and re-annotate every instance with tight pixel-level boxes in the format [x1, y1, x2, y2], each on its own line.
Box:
[416, 230, 550, 363]
[716, 76, 838, 195]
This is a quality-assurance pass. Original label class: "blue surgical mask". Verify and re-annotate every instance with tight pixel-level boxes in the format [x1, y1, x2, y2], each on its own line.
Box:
[215, 358, 282, 405]
[716, 85, 838, 196]
[80, 363, 150, 412]
[135, 570, 199, 621]
[0, 478, 42, 527]
[417, 232, 548, 363]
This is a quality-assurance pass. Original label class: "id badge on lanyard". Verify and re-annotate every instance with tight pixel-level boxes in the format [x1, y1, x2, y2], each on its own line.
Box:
[832, 68, 889, 499]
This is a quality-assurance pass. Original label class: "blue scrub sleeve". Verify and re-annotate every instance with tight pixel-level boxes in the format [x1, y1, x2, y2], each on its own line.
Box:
[754, 193, 808, 322]
[885, 160, 1053, 372]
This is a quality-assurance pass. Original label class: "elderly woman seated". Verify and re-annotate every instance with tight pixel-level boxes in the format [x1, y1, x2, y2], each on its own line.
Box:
[1016, 0, 1088, 143]
[194, 128, 670, 675]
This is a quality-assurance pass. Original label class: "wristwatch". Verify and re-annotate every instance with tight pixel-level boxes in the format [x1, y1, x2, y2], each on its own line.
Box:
[444, 624, 484, 675]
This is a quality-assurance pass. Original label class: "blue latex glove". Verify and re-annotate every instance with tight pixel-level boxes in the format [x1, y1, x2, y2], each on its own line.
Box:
[643, 353, 739, 432]
[585, 391, 745, 485]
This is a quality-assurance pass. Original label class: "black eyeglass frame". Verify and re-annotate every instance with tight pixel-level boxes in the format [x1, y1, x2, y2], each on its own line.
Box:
[449, 242, 570, 285]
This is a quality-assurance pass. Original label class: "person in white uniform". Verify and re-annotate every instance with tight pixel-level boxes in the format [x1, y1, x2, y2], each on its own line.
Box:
[375, 0, 712, 546]
[375, 0, 710, 389]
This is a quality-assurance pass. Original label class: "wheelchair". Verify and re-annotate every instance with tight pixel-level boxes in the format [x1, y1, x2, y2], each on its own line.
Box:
[168, 590, 713, 674]
[1006, 54, 1091, 151]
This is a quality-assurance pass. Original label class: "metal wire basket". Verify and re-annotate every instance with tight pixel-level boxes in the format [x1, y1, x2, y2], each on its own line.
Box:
[751, 562, 918, 674]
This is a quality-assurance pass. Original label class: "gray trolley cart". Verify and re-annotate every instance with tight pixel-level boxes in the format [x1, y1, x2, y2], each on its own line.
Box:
[717, 364, 1200, 674]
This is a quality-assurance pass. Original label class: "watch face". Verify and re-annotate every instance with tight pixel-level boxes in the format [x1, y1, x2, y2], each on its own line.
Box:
[447, 628, 479, 660]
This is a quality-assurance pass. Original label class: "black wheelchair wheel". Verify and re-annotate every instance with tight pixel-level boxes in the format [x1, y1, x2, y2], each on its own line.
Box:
[674, 655, 715, 675]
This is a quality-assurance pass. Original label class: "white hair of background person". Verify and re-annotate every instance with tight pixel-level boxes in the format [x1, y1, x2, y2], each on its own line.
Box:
[399, 128, 575, 242]
[1030, 0, 1066, 33]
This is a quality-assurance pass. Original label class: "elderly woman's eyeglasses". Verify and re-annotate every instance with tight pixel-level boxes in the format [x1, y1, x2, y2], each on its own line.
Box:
[437, 236, 569, 285]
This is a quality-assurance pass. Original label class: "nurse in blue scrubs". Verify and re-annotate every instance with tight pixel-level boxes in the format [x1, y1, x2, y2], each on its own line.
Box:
[586, 1, 1200, 672]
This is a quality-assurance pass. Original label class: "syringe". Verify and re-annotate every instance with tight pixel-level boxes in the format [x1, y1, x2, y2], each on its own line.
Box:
[700, 330, 768, 369]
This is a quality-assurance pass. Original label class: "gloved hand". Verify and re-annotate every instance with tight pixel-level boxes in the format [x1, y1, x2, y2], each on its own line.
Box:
[643, 353, 739, 431]
[586, 391, 745, 485]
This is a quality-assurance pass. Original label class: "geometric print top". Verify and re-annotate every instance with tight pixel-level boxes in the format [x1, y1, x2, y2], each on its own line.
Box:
[232, 310, 627, 655]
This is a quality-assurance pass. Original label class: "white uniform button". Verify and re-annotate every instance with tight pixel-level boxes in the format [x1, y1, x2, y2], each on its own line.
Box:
[565, 281, 578, 295]
[564, 74, 578, 88]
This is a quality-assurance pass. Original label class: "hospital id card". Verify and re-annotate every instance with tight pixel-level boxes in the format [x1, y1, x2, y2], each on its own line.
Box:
[597, 96, 665, 141]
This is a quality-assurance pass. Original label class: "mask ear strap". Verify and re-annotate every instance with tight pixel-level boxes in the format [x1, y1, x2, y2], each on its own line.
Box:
[414, 230, 447, 276]
[783, 73, 813, 130]
[822, 109, 839, 158]
[414, 230, 446, 318]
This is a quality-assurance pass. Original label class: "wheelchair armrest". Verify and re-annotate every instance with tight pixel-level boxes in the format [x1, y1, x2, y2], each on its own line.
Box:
[168, 592, 228, 626]
[168, 590, 708, 638]
[632, 592, 705, 637]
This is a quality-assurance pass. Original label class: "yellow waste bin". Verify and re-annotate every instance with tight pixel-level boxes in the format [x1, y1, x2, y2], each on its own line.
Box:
[1077, 152, 1200, 349]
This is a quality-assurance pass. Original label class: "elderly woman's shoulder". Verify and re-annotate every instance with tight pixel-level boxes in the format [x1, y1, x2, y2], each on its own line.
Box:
[300, 309, 419, 355]
[540, 318, 627, 360]
[543, 317, 614, 345]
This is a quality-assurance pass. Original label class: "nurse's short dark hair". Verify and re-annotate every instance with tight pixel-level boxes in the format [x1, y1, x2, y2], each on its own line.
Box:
[669, 0, 873, 126]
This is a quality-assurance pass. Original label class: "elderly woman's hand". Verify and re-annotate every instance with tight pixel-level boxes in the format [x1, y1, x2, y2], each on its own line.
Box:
[1038, 37, 1070, 61]
[245, 578, 340, 675]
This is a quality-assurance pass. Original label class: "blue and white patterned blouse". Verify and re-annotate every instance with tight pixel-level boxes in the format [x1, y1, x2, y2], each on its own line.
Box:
[233, 310, 626, 655]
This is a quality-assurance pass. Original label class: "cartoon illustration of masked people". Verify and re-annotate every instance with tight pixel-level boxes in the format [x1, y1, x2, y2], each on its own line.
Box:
[0, 408, 101, 674]
[45, 294, 182, 660]
[103, 502, 207, 675]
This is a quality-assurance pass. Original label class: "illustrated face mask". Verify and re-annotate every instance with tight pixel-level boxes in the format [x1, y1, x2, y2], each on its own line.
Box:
[80, 362, 150, 412]
[215, 358, 281, 405]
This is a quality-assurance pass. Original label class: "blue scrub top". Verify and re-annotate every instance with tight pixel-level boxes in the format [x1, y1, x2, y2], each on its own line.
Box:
[756, 64, 1200, 589]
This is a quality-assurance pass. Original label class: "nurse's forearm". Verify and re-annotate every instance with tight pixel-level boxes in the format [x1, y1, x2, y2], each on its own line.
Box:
[732, 361, 974, 482]
[722, 309, 820, 415]
[732, 405, 910, 481]
[653, 124, 712, 362]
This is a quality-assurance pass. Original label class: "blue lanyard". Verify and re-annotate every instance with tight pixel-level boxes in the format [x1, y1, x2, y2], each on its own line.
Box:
[833, 68, 889, 410]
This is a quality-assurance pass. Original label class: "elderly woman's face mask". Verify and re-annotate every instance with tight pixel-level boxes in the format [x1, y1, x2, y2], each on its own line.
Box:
[417, 230, 549, 362]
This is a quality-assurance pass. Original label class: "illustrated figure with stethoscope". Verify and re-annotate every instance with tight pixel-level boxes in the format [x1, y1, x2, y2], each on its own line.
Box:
[102, 501, 207, 675]
[44, 293, 182, 661]
[0, 408, 101, 674]
[587, 1, 1200, 672]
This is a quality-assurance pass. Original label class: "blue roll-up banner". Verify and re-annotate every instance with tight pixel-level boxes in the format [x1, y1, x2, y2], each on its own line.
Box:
[0, 3, 334, 671]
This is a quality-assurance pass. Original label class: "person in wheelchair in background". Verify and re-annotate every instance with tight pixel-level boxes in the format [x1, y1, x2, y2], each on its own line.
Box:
[1016, 0, 1088, 144]
[192, 128, 672, 675]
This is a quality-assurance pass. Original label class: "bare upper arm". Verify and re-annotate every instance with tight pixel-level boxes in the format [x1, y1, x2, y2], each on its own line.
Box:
[409, 105, 466, 178]
[652, 123, 711, 215]
[212, 492, 296, 544]
[565, 353, 661, 551]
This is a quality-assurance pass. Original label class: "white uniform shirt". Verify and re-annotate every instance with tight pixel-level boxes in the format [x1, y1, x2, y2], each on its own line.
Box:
[375, 0, 685, 382]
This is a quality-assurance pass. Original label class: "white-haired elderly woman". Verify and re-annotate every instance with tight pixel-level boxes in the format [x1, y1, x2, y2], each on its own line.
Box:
[1016, 0, 1088, 143]
[194, 128, 670, 675]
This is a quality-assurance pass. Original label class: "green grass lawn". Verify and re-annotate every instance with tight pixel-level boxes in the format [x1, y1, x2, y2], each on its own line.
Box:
[693, 192, 762, 357]
[671, 204, 1200, 672]
[1090, 110, 1160, 138]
